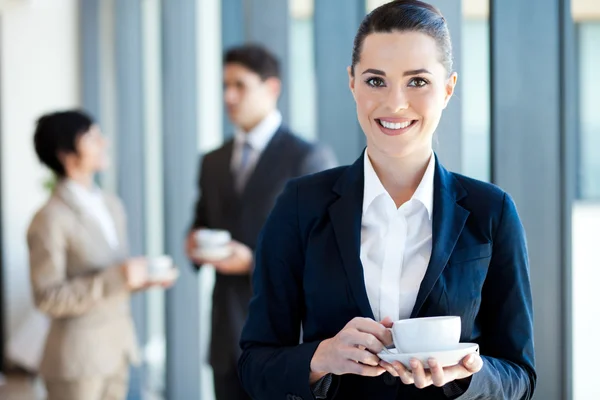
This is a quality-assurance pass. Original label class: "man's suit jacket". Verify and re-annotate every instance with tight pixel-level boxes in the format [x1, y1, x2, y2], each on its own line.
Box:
[239, 152, 536, 400]
[27, 182, 139, 380]
[191, 126, 337, 374]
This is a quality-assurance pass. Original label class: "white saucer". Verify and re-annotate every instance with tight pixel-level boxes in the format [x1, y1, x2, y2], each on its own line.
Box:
[377, 343, 479, 370]
[194, 247, 232, 261]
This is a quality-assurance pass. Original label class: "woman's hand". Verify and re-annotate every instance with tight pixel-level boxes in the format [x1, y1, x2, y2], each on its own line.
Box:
[120, 257, 149, 291]
[380, 353, 483, 389]
[309, 317, 393, 383]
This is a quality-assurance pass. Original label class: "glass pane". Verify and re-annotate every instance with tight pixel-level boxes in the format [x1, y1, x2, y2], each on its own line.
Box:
[289, 0, 317, 141]
[142, 0, 167, 397]
[462, 0, 490, 182]
[366, 0, 390, 13]
[572, 3, 600, 400]
[577, 22, 600, 200]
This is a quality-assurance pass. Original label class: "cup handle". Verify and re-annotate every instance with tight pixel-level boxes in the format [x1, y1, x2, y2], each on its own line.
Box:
[391, 328, 401, 351]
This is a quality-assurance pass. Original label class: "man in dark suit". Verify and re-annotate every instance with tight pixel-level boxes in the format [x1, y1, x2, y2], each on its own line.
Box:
[186, 44, 337, 400]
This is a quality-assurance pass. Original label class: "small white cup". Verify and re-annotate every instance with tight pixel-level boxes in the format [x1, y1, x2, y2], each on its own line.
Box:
[148, 255, 173, 278]
[392, 316, 461, 354]
[193, 229, 232, 261]
[194, 229, 231, 248]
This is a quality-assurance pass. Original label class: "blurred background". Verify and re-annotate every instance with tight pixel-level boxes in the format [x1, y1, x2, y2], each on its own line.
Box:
[0, 0, 598, 399]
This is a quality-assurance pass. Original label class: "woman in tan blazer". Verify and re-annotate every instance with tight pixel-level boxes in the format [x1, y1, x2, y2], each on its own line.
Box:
[27, 110, 167, 400]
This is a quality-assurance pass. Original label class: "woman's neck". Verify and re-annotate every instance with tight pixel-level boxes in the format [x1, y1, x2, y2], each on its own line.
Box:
[367, 145, 432, 208]
[65, 170, 95, 189]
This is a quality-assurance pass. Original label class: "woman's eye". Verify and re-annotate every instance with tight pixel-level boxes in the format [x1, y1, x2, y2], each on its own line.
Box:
[366, 77, 385, 88]
[408, 77, 429, 87]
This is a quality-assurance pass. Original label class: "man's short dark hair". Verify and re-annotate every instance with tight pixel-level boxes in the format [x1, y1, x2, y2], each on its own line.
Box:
[33, 110, 95, 177]
[224, 44, 280, 80]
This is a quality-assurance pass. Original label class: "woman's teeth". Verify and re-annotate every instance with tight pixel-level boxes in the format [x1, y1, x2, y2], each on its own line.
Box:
[379, 120, 412, 130]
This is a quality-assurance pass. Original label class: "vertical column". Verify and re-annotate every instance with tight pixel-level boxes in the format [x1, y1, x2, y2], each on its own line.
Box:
[490, 0, 570, 398]
[114, 1, 147, 398]
[560, 0, 576, 399]
[0, 19, 4, 373]
[221, 0, 245, 138]
[314, 0, 364, 165]
[161, 1, 202, 399]
[426, 0, 463, 172]
[80, 0, 102, 120]
[246, 0, 290, 122]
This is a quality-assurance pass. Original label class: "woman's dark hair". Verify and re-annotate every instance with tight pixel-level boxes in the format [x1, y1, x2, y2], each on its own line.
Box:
[224, 44, 280, 81]
[33, 110, 94, 177]
[351, 0, 453, 76]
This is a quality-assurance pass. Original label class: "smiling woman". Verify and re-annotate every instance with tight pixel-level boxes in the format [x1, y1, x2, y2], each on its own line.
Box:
[238, 1, 536, 399]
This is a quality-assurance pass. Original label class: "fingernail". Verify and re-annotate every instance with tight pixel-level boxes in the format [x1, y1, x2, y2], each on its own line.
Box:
[466, 355, 474, 365]
[410, 359, 419, 368]
[429, 359, 437, 367]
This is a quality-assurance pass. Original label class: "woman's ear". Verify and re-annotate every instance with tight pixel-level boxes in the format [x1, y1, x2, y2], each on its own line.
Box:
[443, 72, 458, 109]
[348, 66, 356, 100]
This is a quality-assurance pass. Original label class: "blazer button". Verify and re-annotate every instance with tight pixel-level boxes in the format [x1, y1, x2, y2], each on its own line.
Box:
[383, 372, 397, 386]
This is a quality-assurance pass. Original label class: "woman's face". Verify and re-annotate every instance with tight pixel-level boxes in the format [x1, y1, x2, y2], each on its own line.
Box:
[349, 31, 457, 160]
[63, 124, 110, 175]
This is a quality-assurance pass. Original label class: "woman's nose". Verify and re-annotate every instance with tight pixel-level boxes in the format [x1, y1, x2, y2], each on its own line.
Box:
[387, 86, 409, 112]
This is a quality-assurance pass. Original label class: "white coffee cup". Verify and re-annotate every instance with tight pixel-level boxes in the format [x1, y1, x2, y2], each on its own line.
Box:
[148, 255, 174, 278]
[392, 316, 461, 354]
[193, 229, 232, 261]
[194, 229, 231, 247]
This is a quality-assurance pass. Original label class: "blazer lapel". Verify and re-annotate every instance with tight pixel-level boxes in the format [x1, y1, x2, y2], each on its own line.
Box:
[328, 152, 375, 320]
[54, 182, 115, 256]
[411, 158, 470, 318]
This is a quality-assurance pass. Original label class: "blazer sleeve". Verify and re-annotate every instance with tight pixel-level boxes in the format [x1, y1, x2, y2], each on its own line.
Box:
[299, 144, 337, 176]
[27, 210, 128, 319]
[451, 192, 536, 400]
[238, 179, 323, 400]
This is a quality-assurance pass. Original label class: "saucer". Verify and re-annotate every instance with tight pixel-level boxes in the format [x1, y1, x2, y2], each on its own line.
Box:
[377, 343, 479, 370]
[194, 247, 232, 261]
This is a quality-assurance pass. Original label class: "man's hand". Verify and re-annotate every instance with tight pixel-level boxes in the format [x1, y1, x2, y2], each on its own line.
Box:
[211, 240, 253, 275]
[185, 230, 205, 265]
[120, 257, 149, 291]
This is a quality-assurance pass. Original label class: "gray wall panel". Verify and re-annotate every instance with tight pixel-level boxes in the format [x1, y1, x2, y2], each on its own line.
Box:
[246, 0, 290, 123]
[114, 1, 146, 398]
[426, 0, 463, 172]
[490, 0, 569, 398]
[161, 1, 202, 398]
[314, 0, 364, 165]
